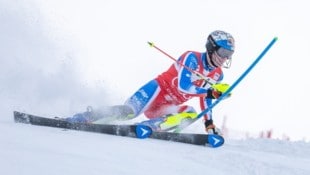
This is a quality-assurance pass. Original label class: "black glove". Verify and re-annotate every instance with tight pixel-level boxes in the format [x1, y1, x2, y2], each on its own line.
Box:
[206, 89, 221, 99]
[206, 83, 231, 99]
[204, 119, 221, 135]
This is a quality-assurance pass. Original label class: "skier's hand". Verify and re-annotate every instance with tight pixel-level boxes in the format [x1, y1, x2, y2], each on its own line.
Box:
[206, 83, 231, 99]
[205, 119, 222, 135]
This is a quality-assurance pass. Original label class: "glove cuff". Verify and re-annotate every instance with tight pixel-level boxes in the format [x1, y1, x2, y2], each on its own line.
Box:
[204, 119, 213, 128]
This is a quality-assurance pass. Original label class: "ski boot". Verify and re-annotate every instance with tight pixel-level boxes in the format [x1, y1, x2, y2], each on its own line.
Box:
[65, 106, 94, 123]
[65, 105, 135, 124]
[138, 112, 198, 132]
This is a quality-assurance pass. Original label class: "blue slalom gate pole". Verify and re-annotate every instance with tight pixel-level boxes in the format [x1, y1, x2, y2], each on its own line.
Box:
[196, 37, 278, 120]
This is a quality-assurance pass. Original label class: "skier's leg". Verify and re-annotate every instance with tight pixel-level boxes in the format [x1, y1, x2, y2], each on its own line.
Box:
[139, 105, 198, 131]
[66, 79, 160, 123]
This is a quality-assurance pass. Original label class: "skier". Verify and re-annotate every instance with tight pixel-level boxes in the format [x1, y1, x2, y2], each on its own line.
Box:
[66, 30, 235, 135]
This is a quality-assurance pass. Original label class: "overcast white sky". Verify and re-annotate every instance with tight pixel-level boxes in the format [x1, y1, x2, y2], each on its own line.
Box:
[1, 0, 309, 141]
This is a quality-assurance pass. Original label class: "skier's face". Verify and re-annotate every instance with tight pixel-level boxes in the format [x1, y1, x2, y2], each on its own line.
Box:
[210, 51, 229, 67]
[216, 47, 233, 59]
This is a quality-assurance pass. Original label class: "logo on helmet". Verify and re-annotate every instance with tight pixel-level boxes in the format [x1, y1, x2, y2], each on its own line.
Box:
[227, 37, 235, 50]
[210, 30, 234, 51]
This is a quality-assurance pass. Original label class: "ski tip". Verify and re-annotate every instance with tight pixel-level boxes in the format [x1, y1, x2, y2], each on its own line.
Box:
[135, 125, 152, 139]
[147, 41, 154, 47]
[207, 134, 225, 148]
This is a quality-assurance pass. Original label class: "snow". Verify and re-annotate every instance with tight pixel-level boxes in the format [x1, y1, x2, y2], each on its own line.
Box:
[1, 0, 310, 174]
[1, 120, 310, 175]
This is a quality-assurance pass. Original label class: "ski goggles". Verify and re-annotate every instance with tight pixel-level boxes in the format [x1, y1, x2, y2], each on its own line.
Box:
[216, 47, 234, 59]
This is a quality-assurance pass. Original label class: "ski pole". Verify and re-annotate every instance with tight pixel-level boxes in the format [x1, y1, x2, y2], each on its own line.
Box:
[148, 42, 214, 85]
[195, 37, 278, 120]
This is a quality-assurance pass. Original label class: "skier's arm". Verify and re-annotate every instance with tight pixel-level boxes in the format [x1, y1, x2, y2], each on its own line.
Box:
[177, 52, 210, 95]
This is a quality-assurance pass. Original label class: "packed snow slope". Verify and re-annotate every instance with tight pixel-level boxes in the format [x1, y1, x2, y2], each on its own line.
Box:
[1, 120, 310, 175]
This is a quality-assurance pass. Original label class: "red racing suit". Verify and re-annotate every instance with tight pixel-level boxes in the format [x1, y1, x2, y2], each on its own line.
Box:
[125, 51, 223, 121]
